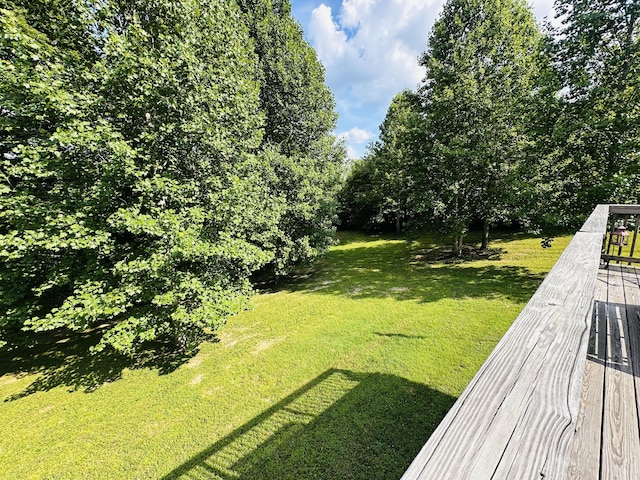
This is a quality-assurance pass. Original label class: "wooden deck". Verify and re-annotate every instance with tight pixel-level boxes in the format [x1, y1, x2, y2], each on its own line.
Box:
[402, 205, 640, 480]
[567, 265, 640, 478]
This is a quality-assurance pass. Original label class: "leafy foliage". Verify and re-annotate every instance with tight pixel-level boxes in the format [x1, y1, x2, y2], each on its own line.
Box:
[341, 0, 545, 251]
[0, 0, 342, 353]
[237, 0, 344, 276]
[340, 90, 425, 232]
[541, 0, 640, 224]
[416, 0, 543, 253]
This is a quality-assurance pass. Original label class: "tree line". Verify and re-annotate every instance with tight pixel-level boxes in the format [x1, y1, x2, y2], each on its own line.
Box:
[1, 0, 637, 355]
[0, 0, 344, 354]
[340, 0, 639, 255]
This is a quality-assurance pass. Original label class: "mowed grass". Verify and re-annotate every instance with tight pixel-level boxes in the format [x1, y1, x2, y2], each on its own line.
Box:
[0, 231, 571, 479]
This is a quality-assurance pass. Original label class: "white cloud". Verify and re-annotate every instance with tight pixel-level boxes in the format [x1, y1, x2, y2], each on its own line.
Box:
[337, 126, 374, 145]
[339, 0, 375, 29]
[308, 1, 436, 106]
[308, 5, 348, 62]
[345, 145, 360, 159]
[301, 0, 561, 160]
[307, 0, 440, 158]
[530, 0, 556, 25]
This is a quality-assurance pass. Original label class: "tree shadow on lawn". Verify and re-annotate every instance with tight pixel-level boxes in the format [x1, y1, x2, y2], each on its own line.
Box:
[284, 239, 547, 305]
[162, 368, 455, 480]
[0, 328, 202, 401]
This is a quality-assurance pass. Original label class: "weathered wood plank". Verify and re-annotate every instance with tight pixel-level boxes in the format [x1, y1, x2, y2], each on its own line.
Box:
[608, 205, 640, 216]
[602, 255, 640, 265]
[625, 268, 640, 432]
[621, 268, 640, 475]
[566, 276, 607, 480]
[401, 232, 602, 480]
[481, 281, 595, 479]
[581, 204, 610, 233]
[601, 266, 640, 478]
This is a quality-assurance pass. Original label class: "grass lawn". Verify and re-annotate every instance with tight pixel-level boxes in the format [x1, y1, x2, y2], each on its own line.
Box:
[0, 231, 571, 479]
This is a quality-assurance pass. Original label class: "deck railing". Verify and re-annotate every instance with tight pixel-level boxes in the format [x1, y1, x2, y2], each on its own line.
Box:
[602, 204, 640, 266]
[401, 204, 622, 479]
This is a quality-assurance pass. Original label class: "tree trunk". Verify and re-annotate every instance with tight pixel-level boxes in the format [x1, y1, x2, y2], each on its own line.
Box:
[481, 220, 490, 251]
[395, 213, 402, 234]
[453, 235, 463, 256]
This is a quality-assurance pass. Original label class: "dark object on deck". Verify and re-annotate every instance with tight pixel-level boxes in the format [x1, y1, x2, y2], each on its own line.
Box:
[603, 206, 640, 267]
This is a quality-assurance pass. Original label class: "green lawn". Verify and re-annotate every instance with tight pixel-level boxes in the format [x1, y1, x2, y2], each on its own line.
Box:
[0, 231, 571, 479]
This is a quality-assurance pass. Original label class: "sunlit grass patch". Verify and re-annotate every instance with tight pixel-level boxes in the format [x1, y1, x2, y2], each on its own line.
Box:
[0, 231, 571, 479]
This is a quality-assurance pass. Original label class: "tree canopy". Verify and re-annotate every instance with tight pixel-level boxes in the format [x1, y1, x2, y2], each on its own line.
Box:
[544, 0, 640, 223]
[0, 0, 343, 354]
[418, 0, 542, 252]
[340, 0, 639, 252]
[341, 0, 544, 252]
[339, 90, 425, 233]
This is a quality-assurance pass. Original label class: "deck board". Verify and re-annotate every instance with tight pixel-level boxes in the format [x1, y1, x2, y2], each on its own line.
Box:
[566, 267, 640, 480]
[600, 267, 640, 478]
[617, 268, 640, 477]
[566, 292, 606, 480]
[625, 269, 640, 447]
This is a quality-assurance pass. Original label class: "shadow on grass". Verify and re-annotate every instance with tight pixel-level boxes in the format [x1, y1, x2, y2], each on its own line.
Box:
[162, 368, 454, 480]
[284, 238, 546, 305]
[0, 328, 202, 401]
[2, 232, 546, 401]
[374, 332, 428, 340]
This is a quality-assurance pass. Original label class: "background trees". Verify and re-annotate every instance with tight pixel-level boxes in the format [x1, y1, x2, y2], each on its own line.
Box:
[341, 0, 543, 253]
[0, 0, 343, 354]
[544, 0, 640, 224]
[339, 90, 424, 232]
[340, 0, 639, 251]
[417, 0, 542, 253]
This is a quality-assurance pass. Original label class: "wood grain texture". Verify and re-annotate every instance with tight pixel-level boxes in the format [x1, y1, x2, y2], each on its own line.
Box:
[566, 282, 607, 480]
[626, 268, 640, 447]
[581, 204, 611, 234]
[601, 267, 640, 479]
[401, 232, 603, 480]
[626, 270, 640, 480]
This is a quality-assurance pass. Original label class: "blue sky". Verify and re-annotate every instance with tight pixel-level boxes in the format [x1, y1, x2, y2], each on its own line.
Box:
[290, 0, 557, 159]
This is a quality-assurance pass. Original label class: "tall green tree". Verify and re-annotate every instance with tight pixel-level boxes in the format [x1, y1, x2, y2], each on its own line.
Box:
[237, 0, 344, 276]
[0, 0, 270, 353]
[417, 0, 543, 253]
[373, 90, 425, 233]
[237, 0, 337, 156]
[547, 0, 640, 221]
[0, 0, 341, 354]
[512, 33, 567, 229]
[339, 90, 425, 232]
